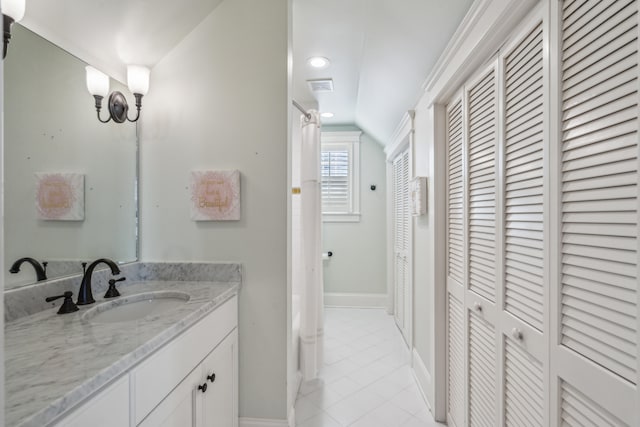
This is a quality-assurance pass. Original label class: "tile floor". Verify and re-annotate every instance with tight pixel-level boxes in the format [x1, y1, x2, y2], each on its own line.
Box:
[295, 308, 446, 427]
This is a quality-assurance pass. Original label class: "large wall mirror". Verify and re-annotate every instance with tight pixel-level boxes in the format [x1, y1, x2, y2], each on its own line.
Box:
[4, 24, 138, 289]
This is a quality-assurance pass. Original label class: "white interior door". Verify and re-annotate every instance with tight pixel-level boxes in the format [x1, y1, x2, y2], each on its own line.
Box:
[553, 1, 639, 425]
[465, 64, 499, 427]
[501, 18, 547, 426]
[446, 94, 466, 427]
[393, 148, 411, 344]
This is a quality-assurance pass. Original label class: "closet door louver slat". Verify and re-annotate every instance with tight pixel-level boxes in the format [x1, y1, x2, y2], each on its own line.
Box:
[448, 99, 465, 287]
[448, 294, 465, 427]
[504, 23, 545, 332]
[560, 0, 638, 384]
[468, 313, 497, 427]
[504, 339, 544, 427]
[468, 70, 497, 303]
[560, 382, 626, 427]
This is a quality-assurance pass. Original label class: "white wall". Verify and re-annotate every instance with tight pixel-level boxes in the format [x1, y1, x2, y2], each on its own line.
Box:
[322, 129, 387, 297]
[412, 106, 432, 369]
[139, 0, 290, 421]
[4, 25, 137, 288]
[411, 100, 446, 414]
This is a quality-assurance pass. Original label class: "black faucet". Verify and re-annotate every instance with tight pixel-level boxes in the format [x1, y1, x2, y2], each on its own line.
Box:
[77, 258, 121, 305]
[9, 257, 47, 281]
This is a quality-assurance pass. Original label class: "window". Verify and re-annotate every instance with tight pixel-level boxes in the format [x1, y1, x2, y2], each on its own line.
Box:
[320, 131, 361, 222]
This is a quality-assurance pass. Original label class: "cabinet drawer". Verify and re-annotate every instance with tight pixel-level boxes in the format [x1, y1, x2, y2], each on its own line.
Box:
[133, 296, 237, 424]
[52, 375, 129, 427]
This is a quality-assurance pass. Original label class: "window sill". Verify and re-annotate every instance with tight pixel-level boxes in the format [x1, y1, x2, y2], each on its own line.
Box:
[322, 213, 361, 223]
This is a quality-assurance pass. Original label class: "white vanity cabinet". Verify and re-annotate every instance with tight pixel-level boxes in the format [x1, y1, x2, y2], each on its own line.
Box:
[52, 295, 238, 427]
[139, 330, 237, 427]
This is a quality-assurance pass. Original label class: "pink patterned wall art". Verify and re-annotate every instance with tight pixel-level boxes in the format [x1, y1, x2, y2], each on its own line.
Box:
[190, 170, 241, 221]
[35, 173, 85, 221]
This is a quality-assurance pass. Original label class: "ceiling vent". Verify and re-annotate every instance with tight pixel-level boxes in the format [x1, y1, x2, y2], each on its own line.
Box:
[307, 78, 334, 93]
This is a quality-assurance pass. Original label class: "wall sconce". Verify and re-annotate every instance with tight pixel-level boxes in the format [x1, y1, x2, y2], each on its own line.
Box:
[85, 64, 150, 123]
[2, 0, 26, 59]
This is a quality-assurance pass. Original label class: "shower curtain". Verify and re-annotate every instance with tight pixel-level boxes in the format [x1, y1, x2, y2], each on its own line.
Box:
[299, 110, 324, 381]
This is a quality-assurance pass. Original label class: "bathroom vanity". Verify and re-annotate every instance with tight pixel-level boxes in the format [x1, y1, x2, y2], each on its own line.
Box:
[5, 272, 240, 427]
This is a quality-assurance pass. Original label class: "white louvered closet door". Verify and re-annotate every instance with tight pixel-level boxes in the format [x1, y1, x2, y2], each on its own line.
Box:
[445, 15, 549, 427]
[446, 96, 465, 427]
[501, 19, 548, 427]
[393, 149, 410, 343]
[555, 1, 640, 425]
[444, 2, 640, 425]
[465, 65, 498, 427]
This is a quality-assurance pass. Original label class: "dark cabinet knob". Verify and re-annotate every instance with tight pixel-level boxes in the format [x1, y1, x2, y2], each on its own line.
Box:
[198, 383, 207, 393]
[207, 373, 216, 383]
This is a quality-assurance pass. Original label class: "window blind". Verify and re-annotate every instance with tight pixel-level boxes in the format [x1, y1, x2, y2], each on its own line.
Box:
[321, 149, 350, 213]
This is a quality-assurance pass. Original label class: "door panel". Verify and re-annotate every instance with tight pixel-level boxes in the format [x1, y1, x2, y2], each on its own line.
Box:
[503, 22, 545, 333]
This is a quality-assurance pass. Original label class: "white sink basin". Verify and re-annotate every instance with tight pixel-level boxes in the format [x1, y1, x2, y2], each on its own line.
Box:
[82, 291, 190, 323]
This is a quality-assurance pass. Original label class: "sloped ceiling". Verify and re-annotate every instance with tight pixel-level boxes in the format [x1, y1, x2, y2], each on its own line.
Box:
[20, 0, 225, 83]
[293, 0, 474, 146]
[19, 0, 473, 147]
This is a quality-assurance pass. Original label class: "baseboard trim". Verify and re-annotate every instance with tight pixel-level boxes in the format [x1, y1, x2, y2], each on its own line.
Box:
[412, 348, 433, 412]
[324, 292, 387, 308]
[295, 370, 303, 397]
[239, 417, 289, 427]
[288, 405, 296, 427]
[287, 370, 302, 427]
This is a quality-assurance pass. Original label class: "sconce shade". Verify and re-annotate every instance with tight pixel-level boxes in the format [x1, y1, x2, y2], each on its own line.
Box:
[2, 0, 25, 21]
[127, 65, 150, 95]
[85, 66, 109, 98]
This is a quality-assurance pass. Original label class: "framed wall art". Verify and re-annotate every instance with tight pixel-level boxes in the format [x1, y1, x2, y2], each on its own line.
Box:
[190, 170, 241, 221]
[35, 173, 85, 221]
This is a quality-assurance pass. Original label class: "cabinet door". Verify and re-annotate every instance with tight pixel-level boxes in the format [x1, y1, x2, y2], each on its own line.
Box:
[199, 330, 238, 427]
[138, 366, 201, 427]
[133, 297, 237, 424]
[53, 376, 129, 427]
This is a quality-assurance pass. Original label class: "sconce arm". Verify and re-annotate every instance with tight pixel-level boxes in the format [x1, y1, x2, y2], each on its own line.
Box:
[3, 14, 15, 60]
[126, 93, 144, 123]
[93, 95, 112, 123]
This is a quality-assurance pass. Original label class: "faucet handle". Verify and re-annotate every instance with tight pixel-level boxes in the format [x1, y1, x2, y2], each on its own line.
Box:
[105, 277, 126, 298]
[45, 291, 79, 315]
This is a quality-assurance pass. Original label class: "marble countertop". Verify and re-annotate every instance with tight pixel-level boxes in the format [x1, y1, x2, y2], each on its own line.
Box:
[5, 280, 240, 427]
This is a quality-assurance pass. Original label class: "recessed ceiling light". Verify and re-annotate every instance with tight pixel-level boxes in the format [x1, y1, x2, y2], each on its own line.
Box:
[321, 112, 335, 118]
[308, 56, 330, 69]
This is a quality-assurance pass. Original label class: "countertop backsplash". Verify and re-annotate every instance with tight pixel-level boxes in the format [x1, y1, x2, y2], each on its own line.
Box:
[4, 262, 242, 322]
